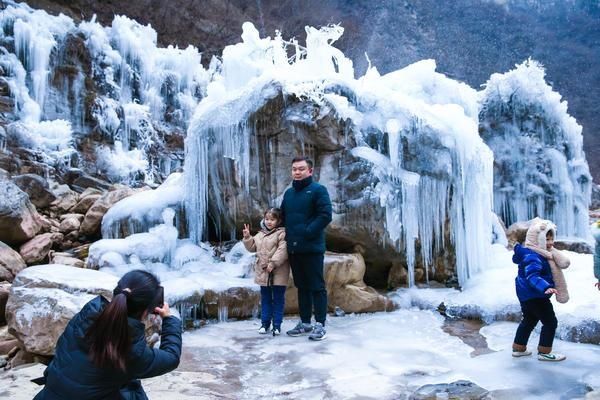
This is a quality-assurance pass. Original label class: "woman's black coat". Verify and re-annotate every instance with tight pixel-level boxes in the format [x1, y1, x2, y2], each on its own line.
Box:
[33, 296, 182, 400]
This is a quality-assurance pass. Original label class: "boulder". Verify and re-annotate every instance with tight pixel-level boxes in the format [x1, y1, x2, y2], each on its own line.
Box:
[203, 287, 261, 321]
[80, 187, 137, 236]
[19, 233, 64, 265]
[0, 338, 18, 355]
[11, 174, 56, 209]
[0, 282, 10, 324]
[6, 265, 118, 356]
[58, 214, 83, 233]
[50, 184, 79, 212]
[554, 239, 593, 254]
[70, 193, 101, 214]
[410, 380, 489, 400]
[0, 242, 27, 282]
[48, 251, 85, 268]
[285, 251, 393, 314]
[0, 180, 42, 245]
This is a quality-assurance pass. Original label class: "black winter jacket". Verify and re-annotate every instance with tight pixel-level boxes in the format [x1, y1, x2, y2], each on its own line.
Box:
[34, 296, 182, 400]
[280, 176, 332, 254]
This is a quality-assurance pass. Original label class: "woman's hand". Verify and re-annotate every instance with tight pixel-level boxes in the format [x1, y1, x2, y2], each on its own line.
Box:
[242, 224, 251, 239]
[154, 302, 171, 318]
[545, 288, 558, 295]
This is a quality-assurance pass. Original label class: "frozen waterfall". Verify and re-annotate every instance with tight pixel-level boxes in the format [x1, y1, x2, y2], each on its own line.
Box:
[480, 59, 591, 238]
[185, 23, 495, 286]
[0, 1, 208, 183]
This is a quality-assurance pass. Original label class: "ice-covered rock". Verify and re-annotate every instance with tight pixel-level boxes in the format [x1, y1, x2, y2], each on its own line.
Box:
[480, 59, 591, 239]
[185, 27, 492, 287]
[102, 172, 184, 238]
[6, 264, 118, 355]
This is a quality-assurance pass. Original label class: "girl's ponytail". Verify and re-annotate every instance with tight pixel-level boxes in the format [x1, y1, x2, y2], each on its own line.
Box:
[86, 270, 161, 372]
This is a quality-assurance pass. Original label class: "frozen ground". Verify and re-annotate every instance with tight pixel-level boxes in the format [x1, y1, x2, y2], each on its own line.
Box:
[4, 309, 600, 399]
[393, 245, 600, 342]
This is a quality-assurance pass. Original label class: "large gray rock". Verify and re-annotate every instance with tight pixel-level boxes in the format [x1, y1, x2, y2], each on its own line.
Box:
[0, 180, 42, 245]
[410, 380, 489, 400]
[6, 265, 118, 356]
[0, 241, 27, 282]
[11, 174, 56, 209]
[554, 238, 593, 254]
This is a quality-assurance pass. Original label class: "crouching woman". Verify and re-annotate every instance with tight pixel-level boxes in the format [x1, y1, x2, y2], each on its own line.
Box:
[34, 270, 182, 400]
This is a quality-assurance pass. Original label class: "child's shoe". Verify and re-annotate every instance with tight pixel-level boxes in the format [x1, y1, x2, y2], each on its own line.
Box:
[538, 352, 566, 362]
[272, 327, 281, 336]
[258, 325, 270, 334]
[512, 350, 532, 357]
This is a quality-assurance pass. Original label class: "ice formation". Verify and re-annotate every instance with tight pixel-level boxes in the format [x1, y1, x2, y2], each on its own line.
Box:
[102, 172, 184, 238]
[0, 1, 208, 183]
[480, 59, 592, 238]
[185, 23, 494, 286]
[90, 208, 255, 304]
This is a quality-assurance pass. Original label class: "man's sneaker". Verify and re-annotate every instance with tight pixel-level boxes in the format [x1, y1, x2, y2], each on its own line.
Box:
[286, 322, 313, 336]
[538, 352, 566, 362]
[258, 325, 270, 334]
[308, 322, 327, 341]
[272, 327, 281, 336]
[512, 350, 532, 357]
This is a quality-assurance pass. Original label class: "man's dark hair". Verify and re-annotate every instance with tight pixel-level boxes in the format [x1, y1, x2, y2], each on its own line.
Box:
[292, 156, 313, 169]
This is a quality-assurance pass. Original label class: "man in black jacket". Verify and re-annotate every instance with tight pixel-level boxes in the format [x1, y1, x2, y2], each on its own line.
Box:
[281, 156, 332, 341]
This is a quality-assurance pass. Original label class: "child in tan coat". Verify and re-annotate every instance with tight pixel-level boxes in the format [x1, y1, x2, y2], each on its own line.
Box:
[242, 208, 290, 336]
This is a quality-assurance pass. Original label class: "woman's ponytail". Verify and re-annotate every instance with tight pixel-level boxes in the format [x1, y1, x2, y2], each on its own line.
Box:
[87, 291, 131, 371]
[86, 270, 161, 372]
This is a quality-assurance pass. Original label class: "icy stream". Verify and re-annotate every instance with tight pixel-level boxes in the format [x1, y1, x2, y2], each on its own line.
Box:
[4, 310, 600, 399]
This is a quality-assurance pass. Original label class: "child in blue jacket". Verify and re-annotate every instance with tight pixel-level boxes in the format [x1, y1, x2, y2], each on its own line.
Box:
[512, 218, 568, 362]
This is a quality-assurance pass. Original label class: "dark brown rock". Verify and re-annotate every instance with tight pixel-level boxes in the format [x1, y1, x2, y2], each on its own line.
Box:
[0, 339, 18, 355]
[0, 282, 10, 324]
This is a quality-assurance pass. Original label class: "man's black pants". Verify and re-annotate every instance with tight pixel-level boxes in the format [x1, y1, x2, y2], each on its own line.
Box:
[289, 253, 327, 325]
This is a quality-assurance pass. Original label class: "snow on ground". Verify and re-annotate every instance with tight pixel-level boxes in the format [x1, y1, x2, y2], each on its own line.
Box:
[392, 244, 600, 341]
[4, 310, 600, 399]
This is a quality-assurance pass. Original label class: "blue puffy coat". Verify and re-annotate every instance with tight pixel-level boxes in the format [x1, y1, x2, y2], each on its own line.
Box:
[34, 296, 182, 400]
[280, 176, 332, 254]
[513, 244, 555, 302]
